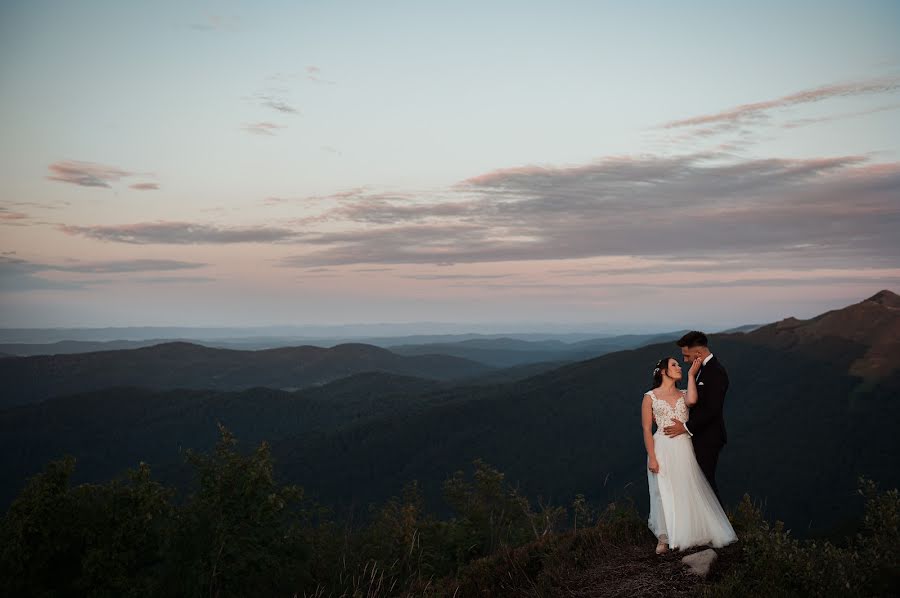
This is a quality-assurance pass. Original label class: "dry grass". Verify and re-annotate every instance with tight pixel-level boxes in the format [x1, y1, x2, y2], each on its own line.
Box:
[426, 519, 743, 598]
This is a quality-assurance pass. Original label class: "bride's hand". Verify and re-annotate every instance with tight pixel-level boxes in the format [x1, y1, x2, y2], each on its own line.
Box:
[688, 357, 702, 377]
[648, 456, 659, 474]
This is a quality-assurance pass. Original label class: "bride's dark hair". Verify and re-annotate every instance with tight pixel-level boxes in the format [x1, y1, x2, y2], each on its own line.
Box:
[652, 357, 675, 389]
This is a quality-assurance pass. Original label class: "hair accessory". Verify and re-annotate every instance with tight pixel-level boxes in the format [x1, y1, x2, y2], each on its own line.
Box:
[653, 367, 660, 374]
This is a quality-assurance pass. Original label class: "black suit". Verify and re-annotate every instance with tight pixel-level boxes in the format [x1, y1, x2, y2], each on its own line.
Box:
[688, 355, 728, 498]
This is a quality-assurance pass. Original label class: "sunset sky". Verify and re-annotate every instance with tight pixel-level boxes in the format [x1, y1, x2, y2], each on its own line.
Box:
[1, 0, 899, 331]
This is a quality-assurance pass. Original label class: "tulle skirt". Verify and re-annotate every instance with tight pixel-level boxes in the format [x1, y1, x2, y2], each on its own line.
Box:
[647, 432, 737, 550]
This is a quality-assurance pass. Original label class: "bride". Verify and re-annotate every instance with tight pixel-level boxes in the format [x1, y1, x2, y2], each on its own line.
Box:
[641, 356, 737, 553]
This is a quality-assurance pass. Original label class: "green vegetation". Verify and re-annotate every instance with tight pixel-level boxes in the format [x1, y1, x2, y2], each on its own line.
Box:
[709, 482, 899, 597]
[2, 427, 896, 597]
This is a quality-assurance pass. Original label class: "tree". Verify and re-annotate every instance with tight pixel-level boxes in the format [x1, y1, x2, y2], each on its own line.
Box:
[163, 424, 313, 597]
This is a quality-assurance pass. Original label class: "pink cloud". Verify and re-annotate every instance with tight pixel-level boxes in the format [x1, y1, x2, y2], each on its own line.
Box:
[130, 182, 160, 191]
[462, 165, 555, 187]
[242, 122, 285, 135]
[0, 208, 29, 223]
[46, 160, 159, 190]
[47, 160, 135, 188]
[459, 155, 661, 187]
[660, 76, 900, 131]
[781, 102, 900, 129]
[59, 220, 300, 244]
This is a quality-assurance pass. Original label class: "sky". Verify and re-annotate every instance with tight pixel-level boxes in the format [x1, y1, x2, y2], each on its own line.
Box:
[1, 0, 899, 332]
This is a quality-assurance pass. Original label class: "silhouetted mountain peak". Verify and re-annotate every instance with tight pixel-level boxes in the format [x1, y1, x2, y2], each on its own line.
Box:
[330, 343, 393, 355]
[773, 317, 804, 330]
[865, 289, 900, 308]
[135, 341, 225, 356]
[747, 290, 900, 380]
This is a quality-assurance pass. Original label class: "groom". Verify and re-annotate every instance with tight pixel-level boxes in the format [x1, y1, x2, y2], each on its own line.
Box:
[663, 331, 729, 500]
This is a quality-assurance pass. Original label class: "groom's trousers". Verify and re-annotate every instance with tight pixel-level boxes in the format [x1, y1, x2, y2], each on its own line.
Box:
[694, 442, 721, 501]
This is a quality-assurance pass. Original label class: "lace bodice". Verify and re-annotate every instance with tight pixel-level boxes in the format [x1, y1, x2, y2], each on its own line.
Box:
[647, 389, 689, 429]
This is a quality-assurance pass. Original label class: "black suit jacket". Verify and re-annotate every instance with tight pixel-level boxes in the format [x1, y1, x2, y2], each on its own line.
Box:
[689, 355, 728, 447]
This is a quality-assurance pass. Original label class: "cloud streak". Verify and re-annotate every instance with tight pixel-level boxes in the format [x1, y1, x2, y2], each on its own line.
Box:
[46, 161, 158, 190]
[0, 257, 213, 293]
[657, 76, 900, 141]
[306, 65, 336, 85]
[189, 14, 241, 32]
[1, 257, 86, 292]
[59, 221, 300, 244]
[46, 161, 135, 188]
[0, 207, 30, 224]
[242, 122, 285, 136]
[261, 98, 299, 114]
[49, 259, 207, 273]
[781, 102, 900, 129]
[130, 182, 160, 191]
[660, 76, 900, 132]
[0, 256, 207, 274]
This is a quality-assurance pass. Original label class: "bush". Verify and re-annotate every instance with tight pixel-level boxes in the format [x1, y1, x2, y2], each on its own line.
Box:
[441, 458, 566, 567]
[708, 478, 899, 597]
[162, 424, 313, 597]
[0, 457, 173, 597]
[0, 425, 315, 598]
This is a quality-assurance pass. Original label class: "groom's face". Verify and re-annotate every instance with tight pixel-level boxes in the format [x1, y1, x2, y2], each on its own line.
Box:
[681, 346, 702, 363]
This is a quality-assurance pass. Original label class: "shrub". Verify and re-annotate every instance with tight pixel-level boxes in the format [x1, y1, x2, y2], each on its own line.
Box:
[0, 458, 173, 597]
[162, 424, 313, 597]
[708, 478, 899, 597]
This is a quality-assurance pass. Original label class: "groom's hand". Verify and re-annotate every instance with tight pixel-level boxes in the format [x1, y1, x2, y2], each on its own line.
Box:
[664, 421, 688, 437]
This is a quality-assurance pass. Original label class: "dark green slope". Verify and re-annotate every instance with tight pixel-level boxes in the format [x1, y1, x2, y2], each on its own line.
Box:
[274, 328, 898, 533]
[0, 372, 447, 505]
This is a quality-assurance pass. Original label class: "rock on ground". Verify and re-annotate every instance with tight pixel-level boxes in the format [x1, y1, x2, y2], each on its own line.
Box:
[681, 548, 718, 578]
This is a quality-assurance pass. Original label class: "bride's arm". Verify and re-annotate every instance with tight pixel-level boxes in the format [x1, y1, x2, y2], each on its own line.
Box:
[685, 358, 701, 406]
[642, 395, 659, 473]
[685, 373, 699, 406]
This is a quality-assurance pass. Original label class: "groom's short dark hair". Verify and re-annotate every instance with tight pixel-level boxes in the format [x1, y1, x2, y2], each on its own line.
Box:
[677, 331, 708, 348]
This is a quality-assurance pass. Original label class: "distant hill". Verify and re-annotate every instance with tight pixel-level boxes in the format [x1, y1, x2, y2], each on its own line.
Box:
[565, 331, 690, 356]
[718, 323, 764, 334]
[388, 338, 571, 367]
[0, 342, 493, 408]
[0, 328, 754, 359]
[388, 331, 689, 367]
[458, 360, 574, 385]
[0, 339, 179, 356]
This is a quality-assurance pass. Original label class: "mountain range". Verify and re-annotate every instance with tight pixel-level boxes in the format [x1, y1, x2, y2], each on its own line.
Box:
[0, 291, 896, 536]
[0, 342, 492, 408]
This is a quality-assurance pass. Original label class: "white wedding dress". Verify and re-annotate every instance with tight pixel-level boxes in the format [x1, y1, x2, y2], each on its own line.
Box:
[646, 389, 737, 550]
